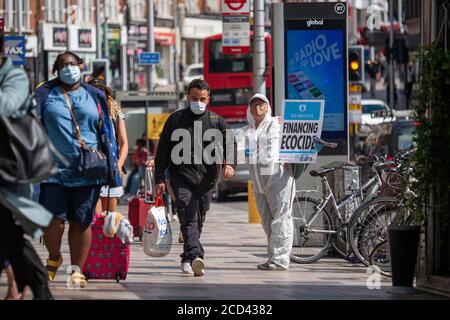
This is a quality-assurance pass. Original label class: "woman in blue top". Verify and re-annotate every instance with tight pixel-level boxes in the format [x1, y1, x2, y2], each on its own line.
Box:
[38, 52, 109, 288]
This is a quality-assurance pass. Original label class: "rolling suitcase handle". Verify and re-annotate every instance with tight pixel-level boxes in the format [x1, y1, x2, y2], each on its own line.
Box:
[144, 166, 155, 204]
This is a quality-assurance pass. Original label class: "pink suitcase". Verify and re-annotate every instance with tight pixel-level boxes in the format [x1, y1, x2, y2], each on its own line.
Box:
[82, 214, 130, 283]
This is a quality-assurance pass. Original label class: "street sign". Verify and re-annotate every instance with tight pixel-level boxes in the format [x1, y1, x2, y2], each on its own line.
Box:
[147, 113, 170, 140]
[349, 84, 362, 124]
[222, 0, 250, 55]
[223, 0, 250, 14]
[4, 36, 26, 65]
[139, 52, 160, 65]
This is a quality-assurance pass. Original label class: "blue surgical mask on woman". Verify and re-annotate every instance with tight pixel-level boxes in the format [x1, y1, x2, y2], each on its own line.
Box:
[59, 65, 81, 85]
[189, 101, 207, 115]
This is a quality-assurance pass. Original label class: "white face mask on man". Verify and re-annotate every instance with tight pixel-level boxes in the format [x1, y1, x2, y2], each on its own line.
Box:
[189, 101, 207, 115]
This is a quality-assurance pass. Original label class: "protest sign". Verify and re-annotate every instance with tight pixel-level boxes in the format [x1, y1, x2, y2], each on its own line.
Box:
[279, 100, 325, 163]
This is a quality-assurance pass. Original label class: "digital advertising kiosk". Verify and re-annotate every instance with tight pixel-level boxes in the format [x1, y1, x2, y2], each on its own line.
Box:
[272, 1, 349, 190]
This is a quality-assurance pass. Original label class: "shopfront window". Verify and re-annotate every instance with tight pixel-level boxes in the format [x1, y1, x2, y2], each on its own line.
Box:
[105, 0, 120, 22]
[156, 0, 172, 18]
[185, 0, 201, 15]
[77, 0, 92, 25]
[185, 39, 203, 66]
[205, 0, 220, 14]
[45, 0, 65, 23]
[129, 0, 146, 21]
[3, 0, 30, 31]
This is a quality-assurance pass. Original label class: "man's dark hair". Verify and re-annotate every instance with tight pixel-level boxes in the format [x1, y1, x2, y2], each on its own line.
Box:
[187, 79, 210, 95]
[52, 51, 83, 74]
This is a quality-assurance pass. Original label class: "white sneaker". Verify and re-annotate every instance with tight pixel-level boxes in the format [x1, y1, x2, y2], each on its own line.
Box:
[192, 258, 205, 277]
[180, 262, 193, 274]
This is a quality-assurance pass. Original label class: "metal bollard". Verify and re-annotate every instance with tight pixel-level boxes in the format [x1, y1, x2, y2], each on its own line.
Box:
[248, 180, 261, 224]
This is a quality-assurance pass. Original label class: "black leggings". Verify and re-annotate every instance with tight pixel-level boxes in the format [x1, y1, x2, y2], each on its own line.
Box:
[0, 207, 53, 300]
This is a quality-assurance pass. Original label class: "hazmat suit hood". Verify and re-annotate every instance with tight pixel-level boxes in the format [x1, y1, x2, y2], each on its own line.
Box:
[244, 93, 283, 193]
[246, 93, 272, 129]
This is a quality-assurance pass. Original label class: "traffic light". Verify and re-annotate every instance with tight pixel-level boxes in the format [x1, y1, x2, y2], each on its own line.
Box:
[348, 46, 365, 83]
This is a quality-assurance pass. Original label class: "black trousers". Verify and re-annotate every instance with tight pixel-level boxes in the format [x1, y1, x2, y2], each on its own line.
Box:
[0, 206, 53, 300]
[170, 177, 213, 263]
[405, 82, 413, 109]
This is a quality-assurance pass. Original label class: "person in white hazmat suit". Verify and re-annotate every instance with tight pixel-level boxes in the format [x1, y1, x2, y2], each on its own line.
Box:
[245, 93, 295, 271]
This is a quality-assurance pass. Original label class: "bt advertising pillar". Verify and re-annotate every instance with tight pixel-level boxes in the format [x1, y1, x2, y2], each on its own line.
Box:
[272, 2, 349, 191]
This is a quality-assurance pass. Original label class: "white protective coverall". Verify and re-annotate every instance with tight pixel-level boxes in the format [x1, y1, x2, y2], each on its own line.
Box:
[245, 94, 295, 268]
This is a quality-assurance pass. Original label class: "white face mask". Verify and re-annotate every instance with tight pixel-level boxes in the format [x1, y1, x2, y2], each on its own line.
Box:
[59, 65, 81, 85]
[189, 101, 207, 115]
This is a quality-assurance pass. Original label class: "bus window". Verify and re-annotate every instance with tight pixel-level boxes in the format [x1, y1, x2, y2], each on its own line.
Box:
[210, 88, 252, 107]
[209, 40, 252, 73]
[210, 88, 271, 107]
[208, 40, 269, 73]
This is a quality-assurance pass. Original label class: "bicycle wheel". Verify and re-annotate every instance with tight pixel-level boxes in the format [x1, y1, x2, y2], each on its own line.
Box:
[347, 197, 409, 267]
[368, 213, 416, 277]
[332, 194, 364, 260]
[291, 197, 334, 264]
[332, 225, 348, 259]
[369, 240, 391, 277]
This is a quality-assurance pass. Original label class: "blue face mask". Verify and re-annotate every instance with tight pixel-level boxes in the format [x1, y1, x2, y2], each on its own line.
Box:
[189, 101, 207, 115]
[59, 65, 81, 85]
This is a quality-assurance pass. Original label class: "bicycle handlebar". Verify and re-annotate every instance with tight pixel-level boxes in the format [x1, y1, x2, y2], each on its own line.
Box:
[373, 161, 396, 171]
[313, 137, 338, 149]
[397, 148, 417, 159]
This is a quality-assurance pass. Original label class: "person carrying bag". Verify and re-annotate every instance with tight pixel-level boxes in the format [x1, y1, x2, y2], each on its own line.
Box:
[61, 88, 108, 179]
[34, 51, 121, 289]
[143, 195, 172, 257]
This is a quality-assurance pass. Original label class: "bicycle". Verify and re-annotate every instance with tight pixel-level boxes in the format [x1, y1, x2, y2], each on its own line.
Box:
[290, 147, 393, 264]
[347, 148, 417, 270]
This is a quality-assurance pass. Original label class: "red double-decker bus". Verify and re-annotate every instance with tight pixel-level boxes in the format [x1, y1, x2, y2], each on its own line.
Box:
[203, 33, 272, 119]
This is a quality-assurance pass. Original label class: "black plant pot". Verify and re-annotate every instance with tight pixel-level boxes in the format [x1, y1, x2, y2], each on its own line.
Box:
[387, 225, 420, 287]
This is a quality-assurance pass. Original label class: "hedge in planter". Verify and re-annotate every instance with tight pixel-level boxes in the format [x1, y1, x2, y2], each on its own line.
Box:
[412, 45, 450, 276]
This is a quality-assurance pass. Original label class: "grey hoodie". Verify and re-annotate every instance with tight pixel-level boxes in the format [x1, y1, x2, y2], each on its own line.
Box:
[0, 58, 30, 118]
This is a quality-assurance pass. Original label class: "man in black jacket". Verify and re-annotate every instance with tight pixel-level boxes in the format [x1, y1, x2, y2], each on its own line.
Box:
[155, 79, 236, 276]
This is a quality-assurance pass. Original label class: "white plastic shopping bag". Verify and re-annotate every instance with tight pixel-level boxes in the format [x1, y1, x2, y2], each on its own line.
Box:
[103, 211, 123, 238]
[143, 196, 172, 257]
